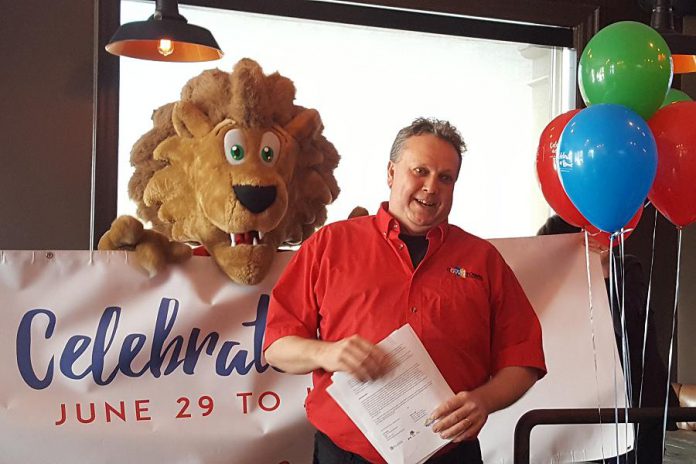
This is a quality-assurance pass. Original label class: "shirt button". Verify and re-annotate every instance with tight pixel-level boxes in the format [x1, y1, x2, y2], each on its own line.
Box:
[410, 306, 417, 313]
[392, 225, 398, 230]
[399, 244, 404, 250]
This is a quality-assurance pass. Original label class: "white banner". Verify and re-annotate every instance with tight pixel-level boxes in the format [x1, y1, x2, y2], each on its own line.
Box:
[1, 234, 631, 463]
[1, 250, 312, 464]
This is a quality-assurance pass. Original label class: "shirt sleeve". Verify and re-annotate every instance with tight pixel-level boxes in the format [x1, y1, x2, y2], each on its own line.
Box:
[489, 252, 547, 379]
[263, 232, 323, 353]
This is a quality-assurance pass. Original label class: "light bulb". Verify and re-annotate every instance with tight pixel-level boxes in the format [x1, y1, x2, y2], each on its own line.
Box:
[158, 39, 174, 57]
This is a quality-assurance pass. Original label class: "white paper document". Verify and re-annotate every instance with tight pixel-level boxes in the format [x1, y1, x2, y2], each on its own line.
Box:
[327, 324, 454, 464]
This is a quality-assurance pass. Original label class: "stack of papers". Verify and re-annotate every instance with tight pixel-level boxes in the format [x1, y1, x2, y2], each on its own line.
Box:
[327, 324, 454, 464]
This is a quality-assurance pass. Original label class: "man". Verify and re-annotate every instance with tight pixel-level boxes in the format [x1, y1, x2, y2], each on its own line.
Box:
[264, 118, 546, 463]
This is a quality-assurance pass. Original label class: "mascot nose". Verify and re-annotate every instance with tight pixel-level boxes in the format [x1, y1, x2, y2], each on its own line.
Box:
[233, 185, 277, 214]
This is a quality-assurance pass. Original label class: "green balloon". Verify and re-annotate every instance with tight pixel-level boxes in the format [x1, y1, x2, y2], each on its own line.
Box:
[661, 88, 693, 108]
[579, 21, 673, 120]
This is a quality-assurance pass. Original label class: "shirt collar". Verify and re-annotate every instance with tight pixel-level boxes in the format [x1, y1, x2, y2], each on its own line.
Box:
[376, 202, 448, 241]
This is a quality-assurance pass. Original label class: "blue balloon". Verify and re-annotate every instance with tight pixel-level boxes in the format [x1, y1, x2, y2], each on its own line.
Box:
[557, 104, 657, 233]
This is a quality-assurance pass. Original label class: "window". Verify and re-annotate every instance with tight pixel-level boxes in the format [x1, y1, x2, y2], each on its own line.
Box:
[117, 1, 576, 238]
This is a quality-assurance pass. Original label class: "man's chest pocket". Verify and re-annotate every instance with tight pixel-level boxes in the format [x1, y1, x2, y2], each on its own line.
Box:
[422, 269, 491, 334]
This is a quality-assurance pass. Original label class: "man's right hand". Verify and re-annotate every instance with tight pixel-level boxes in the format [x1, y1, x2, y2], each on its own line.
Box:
[264, 335, 390, 381]
[315, 335, 390, 381]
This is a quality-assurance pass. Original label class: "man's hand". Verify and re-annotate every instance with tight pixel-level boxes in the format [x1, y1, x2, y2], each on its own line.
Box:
[315, 335, 389, 381]
[429, 390, 488, 442]
[264, 335, 390, 380]
[428, 366, 539, 442]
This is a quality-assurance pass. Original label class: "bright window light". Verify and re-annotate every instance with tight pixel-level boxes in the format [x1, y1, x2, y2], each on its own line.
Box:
[118, 1, 576, 239]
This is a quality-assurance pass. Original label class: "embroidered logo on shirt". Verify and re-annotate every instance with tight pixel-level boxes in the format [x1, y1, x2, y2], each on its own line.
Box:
[449, 266, 483, 281]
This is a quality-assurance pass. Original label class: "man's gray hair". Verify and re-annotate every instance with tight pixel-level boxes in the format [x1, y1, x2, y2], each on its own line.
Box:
[389, 117, 467, 164]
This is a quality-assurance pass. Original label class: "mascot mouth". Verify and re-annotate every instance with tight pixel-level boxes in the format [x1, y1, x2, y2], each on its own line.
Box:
[230, 231, 265, 246]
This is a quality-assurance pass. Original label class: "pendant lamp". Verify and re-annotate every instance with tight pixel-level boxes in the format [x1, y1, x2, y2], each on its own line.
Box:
[106, 0, 223, 62]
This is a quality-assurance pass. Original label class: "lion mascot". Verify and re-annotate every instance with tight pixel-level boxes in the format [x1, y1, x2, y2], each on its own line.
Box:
[99, 58, 341, 285]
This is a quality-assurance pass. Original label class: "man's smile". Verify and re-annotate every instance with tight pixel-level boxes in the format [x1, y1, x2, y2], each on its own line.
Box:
[414, 198, 436, 208]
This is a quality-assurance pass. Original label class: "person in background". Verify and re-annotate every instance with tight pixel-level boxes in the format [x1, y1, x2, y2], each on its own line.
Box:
[264, 118, 547, 464]
[538, 214, 681, 464]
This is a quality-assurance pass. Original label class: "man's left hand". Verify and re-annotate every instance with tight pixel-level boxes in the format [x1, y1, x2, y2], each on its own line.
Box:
[429, 391, 489, 442]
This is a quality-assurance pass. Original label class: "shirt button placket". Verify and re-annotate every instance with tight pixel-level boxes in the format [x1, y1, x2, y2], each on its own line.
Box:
[406, 275, 422, 332]
[406, 273, 421, 338]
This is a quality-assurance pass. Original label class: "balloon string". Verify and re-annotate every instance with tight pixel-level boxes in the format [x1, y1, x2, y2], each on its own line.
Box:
[609, 233, 620, 463]
[585, 230, 607, 461]
[662, 228, 683, 457]
[637, 208, 659, 455]
[618, 231, 632, 459]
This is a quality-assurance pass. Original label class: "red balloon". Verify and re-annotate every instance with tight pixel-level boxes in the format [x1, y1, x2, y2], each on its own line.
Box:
[536, 109, 588, 228]
[648, 101, 696, 228]
[585, 206, 643, 248]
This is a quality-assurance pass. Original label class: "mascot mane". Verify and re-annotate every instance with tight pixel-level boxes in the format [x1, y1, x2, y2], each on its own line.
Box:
[125, 58, 340, 284]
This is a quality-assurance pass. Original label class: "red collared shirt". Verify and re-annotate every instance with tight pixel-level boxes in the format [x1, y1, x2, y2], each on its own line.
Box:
[264, 203, 546, 463]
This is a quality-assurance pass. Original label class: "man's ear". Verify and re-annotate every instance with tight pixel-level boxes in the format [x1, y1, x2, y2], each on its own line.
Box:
[387, 161, 395, 189]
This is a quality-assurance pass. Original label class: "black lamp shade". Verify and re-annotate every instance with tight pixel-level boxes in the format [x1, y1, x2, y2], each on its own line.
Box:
[106, 12, 223, 62]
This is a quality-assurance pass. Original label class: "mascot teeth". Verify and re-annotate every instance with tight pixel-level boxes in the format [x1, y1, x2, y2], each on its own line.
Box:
[229, 231, 261, 247]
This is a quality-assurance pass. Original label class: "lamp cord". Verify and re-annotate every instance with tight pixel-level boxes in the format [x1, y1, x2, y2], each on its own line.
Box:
[89, 0, 100, 261]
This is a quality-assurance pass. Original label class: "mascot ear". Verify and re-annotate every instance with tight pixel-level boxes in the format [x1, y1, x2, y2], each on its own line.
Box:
[172, 101, 214, 138]
[285, 108, 322, 142]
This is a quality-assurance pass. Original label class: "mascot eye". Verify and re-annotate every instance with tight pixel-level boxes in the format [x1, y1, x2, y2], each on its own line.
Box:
[230, 145, 245, 160]
[260, 146, 274, 163]
[259, 131, 281, 166]
[223, 129, 246, 165]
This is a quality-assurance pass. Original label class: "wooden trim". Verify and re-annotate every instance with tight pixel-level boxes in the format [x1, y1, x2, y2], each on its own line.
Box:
[572, 4, 601, 108]
[321, 0, 602, 28]
[94, 0, 120, 243]
[182, 0, 575, 47]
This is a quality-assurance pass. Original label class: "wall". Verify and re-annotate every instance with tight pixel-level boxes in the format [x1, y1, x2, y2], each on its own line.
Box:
[0, 0, 96, 249]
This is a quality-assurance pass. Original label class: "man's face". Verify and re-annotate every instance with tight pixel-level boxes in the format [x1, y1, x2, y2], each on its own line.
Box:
[387, 134, 460, 235]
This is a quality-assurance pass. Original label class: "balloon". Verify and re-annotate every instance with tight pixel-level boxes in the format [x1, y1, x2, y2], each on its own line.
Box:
[661, 88, 693, 108]
[557, 104, 657, 233]
[578, 21, 672, 120]
[648, 101, 696, 228]
[585, 206, 643, 248]
[535, 109, 588, 228]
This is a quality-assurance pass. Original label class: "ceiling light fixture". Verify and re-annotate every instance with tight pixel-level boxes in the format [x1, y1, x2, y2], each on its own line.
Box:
[105, 0, 223, 62]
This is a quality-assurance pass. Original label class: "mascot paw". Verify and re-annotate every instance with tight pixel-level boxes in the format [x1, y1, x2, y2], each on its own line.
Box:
[98, 216, 192, 277]
[98, 215, 145, 248]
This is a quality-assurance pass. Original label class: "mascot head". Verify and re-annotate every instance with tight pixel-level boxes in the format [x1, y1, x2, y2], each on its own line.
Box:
[128, 58, 340, 284]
